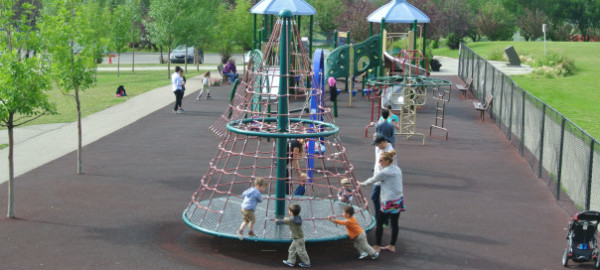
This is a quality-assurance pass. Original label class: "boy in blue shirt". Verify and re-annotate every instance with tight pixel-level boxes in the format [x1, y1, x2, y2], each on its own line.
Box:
[237, 178, 267, 239]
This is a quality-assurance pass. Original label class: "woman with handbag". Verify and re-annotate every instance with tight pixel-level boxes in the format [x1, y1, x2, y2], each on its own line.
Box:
[359, 150, 404, 253]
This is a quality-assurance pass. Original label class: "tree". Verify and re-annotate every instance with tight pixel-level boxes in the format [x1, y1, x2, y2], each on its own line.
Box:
[110, 0, 142, 75]
[564, 0, 600, 39]
[144, 0, 188, 78]
[0, 0, 55, 218]
[307, 0, 345, 42]
[517, 8, 549, 41]
[39, 0, 106, 175]
[475, 1, 516, 41]
[336, 0, 376, 42]
[439, 0, 473, 48]
[177, 0, 218, 71]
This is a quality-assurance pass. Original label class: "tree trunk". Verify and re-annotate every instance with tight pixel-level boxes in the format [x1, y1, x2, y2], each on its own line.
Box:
[167, 44, 171, 79]
[75, 87, 83, 174]
[132, 47, 135, 73]
[117, 52, 121, 77]
[184, 47, 188, 73]
[7, 117, 15, 218]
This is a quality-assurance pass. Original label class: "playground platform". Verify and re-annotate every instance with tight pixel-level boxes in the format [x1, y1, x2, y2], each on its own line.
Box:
[0, 73, 573, 269]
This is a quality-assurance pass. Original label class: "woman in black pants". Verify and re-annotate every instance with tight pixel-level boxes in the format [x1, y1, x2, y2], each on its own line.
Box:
[359, 150, 404, 252]
[171, 66, 185, 113]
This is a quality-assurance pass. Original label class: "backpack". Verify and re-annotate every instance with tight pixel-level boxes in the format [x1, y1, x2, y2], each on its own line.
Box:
[116, 85, 126, 97]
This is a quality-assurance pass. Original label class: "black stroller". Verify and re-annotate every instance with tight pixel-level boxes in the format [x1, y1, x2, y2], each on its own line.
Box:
[562, 210, 600, 268]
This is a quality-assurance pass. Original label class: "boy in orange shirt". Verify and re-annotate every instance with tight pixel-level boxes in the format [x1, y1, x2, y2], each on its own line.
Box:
[328, 206, 379, 260]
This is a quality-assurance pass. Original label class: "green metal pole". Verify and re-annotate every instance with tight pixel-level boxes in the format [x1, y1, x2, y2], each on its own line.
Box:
[412, 20, 418, 66]
[253, 14, 257, 50]
[333, 30, 338, 49]
[379, 18, 386, 77]
[276, 10, 292, 218]
[422, 23, 427, 69]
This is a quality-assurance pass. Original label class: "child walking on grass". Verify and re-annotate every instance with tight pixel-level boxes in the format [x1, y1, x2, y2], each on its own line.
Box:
[276, 204, 311, 268]
[237, 178, 267, 239]
[328, 205, 379, 260]
[196, 71, 211, 100]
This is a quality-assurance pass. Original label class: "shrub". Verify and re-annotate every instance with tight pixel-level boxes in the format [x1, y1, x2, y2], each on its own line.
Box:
[488, 49, 504, 61]
[531, 54, 576, 77]
[446, 32, 461, 50]
[550, 23, 573, 41]
[475, 1, 516, 41]
[516, 8, 549, 41]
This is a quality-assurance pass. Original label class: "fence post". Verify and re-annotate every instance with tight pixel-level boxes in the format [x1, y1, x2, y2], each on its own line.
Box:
[483, 61, 487, 99]
[476, 58, 481, 99]
[491, 68, 496, 122]
[520, 90, 525, 156]
[586, 140, 594, 210]
[538, 105, 546, 178]
[557, 118, 566, 200]
[499, 74, 504, 129]
[508, 82, 514, 141]
[458, 44, 463, 78]
[471, 50, 475, 81]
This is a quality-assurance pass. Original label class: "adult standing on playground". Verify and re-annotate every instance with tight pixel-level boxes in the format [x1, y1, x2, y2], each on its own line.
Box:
[375, 108, 395, 146]
[359, 150, 404, 253]
[222, 59, 238, 84]
[171, 66, 185, 113]
[380, 105, 400, 130]
[371, 134, 396, 227]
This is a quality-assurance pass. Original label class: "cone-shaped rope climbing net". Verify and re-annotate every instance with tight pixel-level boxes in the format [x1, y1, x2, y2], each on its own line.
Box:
[183, 11, 374, 242]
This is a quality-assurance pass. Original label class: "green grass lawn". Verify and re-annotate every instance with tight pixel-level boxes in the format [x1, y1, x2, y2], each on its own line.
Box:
[19, 69, 206, 127]
[433, 41, 600, 139]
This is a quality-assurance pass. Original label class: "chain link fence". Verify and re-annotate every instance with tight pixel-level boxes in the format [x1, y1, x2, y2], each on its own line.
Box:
[459, 43, 600, 211]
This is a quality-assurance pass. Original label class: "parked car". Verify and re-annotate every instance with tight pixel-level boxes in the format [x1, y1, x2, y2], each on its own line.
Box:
[170, 45, 203, 64]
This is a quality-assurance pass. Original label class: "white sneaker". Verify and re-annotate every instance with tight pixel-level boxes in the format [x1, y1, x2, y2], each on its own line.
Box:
[371, 252, 379, 260]
[358, 252, 369, 259]
[236, 230, 243, 240]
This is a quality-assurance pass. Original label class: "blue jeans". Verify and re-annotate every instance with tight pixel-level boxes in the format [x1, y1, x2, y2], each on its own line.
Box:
[223, 72, 237, 84]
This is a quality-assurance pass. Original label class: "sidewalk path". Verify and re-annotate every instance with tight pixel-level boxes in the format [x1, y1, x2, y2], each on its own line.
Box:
[0, 75, 205, 185]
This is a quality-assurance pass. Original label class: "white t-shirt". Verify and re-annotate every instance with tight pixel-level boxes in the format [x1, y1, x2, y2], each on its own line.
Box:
[374, 143, 397, 185]
[171, 72, 182, 92]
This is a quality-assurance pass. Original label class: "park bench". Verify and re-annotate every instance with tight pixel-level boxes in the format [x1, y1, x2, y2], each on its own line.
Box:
[473, 93, 493, 122]
[456, 76, 472, 98]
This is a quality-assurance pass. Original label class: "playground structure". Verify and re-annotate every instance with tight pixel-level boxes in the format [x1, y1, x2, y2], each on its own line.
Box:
[213, 0, 452, 144]
[184, 11, 374, 243]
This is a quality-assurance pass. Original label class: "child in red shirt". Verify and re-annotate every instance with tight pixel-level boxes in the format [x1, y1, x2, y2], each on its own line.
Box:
[328, 206, 379, 260]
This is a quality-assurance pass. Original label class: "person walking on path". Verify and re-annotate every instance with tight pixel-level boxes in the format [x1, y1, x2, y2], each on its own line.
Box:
[171, 66, 185, 113]
[196, 71, 212, 100]
[359, 150, 404, 253]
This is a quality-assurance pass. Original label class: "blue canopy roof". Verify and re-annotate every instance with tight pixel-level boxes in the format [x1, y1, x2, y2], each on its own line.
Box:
[367, 0, 430, 24]
[250, 0, 316, 16]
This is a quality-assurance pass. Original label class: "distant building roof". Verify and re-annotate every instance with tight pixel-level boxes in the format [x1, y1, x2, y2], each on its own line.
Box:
[250, 0, 316, 16]
[367, 0, 430, 24]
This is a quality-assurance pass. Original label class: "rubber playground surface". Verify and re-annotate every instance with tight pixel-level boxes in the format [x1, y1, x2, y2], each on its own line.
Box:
[0, 75, 576, 269]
